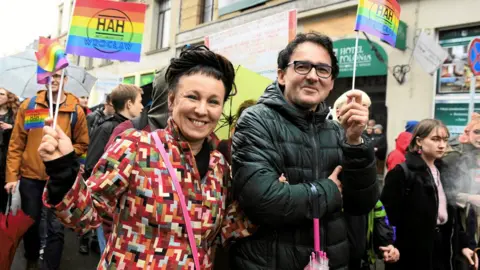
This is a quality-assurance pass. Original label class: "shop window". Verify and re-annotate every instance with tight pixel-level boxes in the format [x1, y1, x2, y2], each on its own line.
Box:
[437, 25, 480, 94]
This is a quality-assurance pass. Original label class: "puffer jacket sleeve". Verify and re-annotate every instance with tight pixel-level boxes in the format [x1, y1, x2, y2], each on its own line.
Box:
[232, 109, 342, 227]
[340, 135, 379, 215]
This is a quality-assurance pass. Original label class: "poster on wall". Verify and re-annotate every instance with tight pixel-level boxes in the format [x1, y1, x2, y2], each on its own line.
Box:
[205, 10, 297, 80]
[438, 26, 480, 94]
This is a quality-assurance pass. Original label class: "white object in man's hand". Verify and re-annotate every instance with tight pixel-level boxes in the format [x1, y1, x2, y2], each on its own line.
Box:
[338, 90, 369, 145]
[38, 118, 74, 162]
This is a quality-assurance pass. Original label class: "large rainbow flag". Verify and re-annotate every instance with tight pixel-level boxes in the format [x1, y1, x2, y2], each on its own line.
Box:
[66, 0, 146, 62]
[354, 0, 401, 47]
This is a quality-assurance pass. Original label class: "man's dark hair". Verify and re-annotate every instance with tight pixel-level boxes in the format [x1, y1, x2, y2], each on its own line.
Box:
[277, 33, 339, 79]
[166, 45, 236, 102]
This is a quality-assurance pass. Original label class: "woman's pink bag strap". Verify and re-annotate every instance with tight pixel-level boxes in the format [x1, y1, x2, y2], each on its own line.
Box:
[150, 131, 201, 270]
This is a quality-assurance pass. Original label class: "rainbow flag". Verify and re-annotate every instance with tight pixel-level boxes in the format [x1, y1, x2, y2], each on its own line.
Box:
[79, 152, 87, 165]
[24, 109, 49, 130]
[66, 0, 147, 62]
[35, 37, 69, 73]
[355, 0, 401, 47]
[37, 66, 51, 84]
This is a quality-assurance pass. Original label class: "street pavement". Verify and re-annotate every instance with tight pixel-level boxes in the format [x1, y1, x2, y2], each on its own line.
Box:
[11, 228, 100, 270]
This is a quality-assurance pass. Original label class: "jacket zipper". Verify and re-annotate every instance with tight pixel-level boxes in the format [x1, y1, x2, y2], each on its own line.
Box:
[310, 120, 323, 250]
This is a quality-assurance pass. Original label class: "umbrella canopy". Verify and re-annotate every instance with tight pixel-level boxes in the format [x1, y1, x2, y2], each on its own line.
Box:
[0, 49, 97, 98]
[214, 65, 272, 140]
[0, 198, 34, 270]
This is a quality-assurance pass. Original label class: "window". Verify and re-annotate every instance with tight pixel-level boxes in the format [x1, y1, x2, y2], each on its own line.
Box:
[437, 25, 480, 94]
[155, 0, 171, 50]
[201, 0, 214, 23]
[123, 76, 136, 85]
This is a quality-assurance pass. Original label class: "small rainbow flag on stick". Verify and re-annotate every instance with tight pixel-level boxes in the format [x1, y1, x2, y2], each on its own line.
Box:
[24, 109, 49, 130]
[36, 37, 69, 84]
[66, 0, 147, 62]
[354, 0, 401, 47]
[36, 37, 69, 72]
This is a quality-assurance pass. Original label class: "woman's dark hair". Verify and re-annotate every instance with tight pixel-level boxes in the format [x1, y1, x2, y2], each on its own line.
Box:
[165, 45, 236, 102]
[408, 119, 450, 152]
[277, 32, 339, 79]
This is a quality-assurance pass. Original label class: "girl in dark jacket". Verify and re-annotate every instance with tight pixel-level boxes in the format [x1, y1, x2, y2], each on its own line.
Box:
[381, 119, 469, 270]
[0, 88, 19, 213]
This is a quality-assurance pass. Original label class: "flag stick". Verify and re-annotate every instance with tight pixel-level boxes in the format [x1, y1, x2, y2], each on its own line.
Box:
[351, 31, 360, 90]
[48, 78, 53, 118]
[52, 0, 76, 129]
[53, 69, 65, 130]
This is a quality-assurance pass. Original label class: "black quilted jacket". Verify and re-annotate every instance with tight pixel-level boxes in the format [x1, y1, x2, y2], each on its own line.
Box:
[230, 82, 379, 270]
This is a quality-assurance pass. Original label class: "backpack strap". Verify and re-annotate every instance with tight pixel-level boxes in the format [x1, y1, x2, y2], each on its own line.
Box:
[399, 163, 414, 196]
[27, 96, 37, 110]
[69, 104, 79, 143]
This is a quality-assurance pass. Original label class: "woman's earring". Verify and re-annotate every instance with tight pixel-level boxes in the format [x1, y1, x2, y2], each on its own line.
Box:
[417, 146, 422, 154]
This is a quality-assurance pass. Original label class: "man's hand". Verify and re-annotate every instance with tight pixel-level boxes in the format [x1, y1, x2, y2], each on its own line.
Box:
[328, 166, 342, 195]
[38, 118, 74, 162]
[462, 248, 478, 269]
[339, 90, 369, 145]
[4, 181, 18, 194]
[0, 121, 12, 130]
[380, 245, 400, 263]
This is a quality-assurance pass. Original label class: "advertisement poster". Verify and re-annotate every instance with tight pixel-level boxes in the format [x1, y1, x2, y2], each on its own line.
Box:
[438, 26, 480, 94]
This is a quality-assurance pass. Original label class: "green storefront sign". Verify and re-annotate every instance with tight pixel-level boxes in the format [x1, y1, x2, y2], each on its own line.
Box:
[140, 73, 154, 86]
[333, 39, 388, 78]
[123, 76, 136, 85]
[434, 102, 480, 134]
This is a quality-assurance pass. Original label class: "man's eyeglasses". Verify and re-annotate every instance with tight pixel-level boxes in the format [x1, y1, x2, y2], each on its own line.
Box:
[287, 61, 333, 79]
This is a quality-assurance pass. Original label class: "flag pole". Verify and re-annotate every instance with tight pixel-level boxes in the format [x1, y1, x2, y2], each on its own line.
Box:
[351, 31, 360, 90]
[53, 69, 65, 130]
[48, 79, 53, 118]
[53, 0, 76, 129]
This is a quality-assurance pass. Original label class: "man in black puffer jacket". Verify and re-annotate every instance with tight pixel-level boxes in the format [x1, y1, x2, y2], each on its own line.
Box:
[230, 33, 378, 270]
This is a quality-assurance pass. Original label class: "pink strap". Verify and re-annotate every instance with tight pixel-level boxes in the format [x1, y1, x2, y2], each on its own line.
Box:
[151, 132, 201, 270]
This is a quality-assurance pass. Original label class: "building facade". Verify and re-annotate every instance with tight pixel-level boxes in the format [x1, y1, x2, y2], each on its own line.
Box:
[52, 0, 480, 149]
[177, 0, 480, 151]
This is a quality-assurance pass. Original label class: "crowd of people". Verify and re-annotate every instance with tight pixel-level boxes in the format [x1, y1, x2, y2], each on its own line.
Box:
[0, 32, 479, 270]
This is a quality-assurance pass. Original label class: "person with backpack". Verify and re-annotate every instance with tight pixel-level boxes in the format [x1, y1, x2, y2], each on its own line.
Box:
[86, 94, 115, 135]
[104, 66, 169, 151]
[3, 69, 89, 270]
[381, 119, 473, 270]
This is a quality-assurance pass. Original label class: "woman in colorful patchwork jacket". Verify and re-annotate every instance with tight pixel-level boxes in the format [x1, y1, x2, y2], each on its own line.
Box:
[37, 46, 242, 269]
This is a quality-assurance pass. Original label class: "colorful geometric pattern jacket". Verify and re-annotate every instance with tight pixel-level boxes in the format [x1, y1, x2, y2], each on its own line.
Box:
[43, 119, 245, 269]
